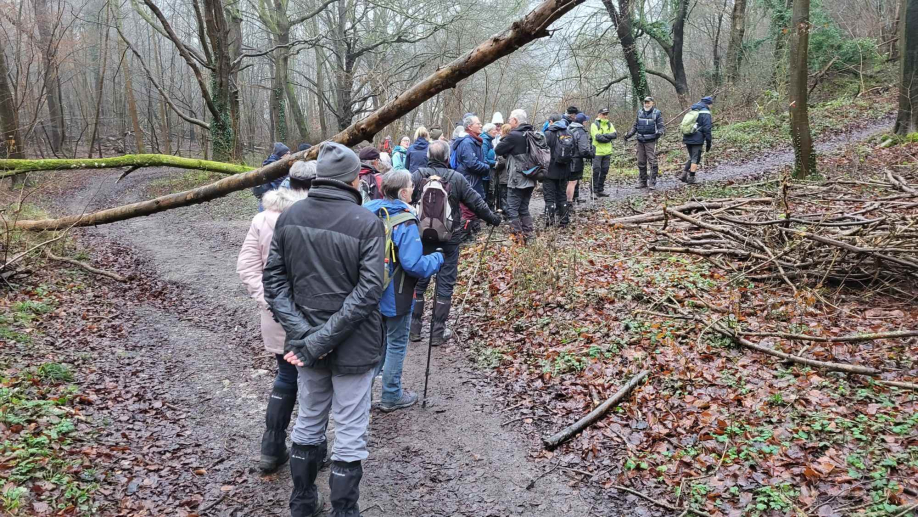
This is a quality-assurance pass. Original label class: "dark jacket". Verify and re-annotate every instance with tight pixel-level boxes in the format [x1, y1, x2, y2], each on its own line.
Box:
[625, 108, 665, 142]
[544, 120, 571, 180]
[481, 133, 497, 168]
[411, 160, 494, 245]
[568, 121, 593, 173]
[405, 137, 429, 172]
[253, 142, 291, 210]
[682, 102, 713, 146]
[450, 134, 490, 191]
[495, 124, 538, 190]
[364, 199, 443, 317]
[263, 179, 385, 374]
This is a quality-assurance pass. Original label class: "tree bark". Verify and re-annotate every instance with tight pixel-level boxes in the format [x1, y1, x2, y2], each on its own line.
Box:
[32, 0, 67, 155]
[15, 0, 588, 231]
[670, 0, 690, 108]
[788, 0, 815, 178]
[88, 11, 111, 159]
[894, 0, 918, 136]
[115, 0, 146, 154]
[725, 0, 748, 83]
[771, 0, 794, 88]
[0, 41, 25, 163]
[0, 154, 253, 178]
[602, 0, 650, 100]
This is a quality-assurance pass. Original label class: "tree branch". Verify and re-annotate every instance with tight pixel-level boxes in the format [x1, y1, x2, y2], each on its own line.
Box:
[289, 0, 338, 26]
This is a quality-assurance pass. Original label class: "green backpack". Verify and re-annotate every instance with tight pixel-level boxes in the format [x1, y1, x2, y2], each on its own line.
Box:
[379, 207, 418, 290]
[680, 109, 710, 135]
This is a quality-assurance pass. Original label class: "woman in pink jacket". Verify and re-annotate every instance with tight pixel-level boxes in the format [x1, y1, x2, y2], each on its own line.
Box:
[237, 161, 313, 473]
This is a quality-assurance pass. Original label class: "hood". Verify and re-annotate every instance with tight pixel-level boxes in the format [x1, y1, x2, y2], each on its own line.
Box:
[271, 142, 290, 157]
[394, 145, 408, 153]
[262, 186, 308, 212]
[410, 138, 429, 151]
[364, 198, 413, 216]
[568, 122, 584, 130]
[690, 102, 709, 111]
[482, 132, 495, 144]
[359, 164, 379, 176]
[546, 120, 568, 132]
[514, 124, 534, 134]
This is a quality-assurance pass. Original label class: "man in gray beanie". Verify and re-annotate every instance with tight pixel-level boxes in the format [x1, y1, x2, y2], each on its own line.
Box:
[263, 141, 385, 517]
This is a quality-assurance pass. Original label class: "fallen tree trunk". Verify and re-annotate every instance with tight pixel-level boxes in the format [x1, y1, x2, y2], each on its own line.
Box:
[542, 370, 649, 449]
[606, 199, 773, 226]
[739, 329, 918, 343]
[15, 0, 586, 231]
[0, 154, 253, 179]
[46, 250, 127, 282]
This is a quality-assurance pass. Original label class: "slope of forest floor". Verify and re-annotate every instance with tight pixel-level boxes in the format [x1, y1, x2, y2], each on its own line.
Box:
[455, 138, 918, 516]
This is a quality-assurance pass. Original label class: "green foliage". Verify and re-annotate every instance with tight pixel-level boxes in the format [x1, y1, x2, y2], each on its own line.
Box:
[807, 2, 880, 73]
[37, 362, 73, 383]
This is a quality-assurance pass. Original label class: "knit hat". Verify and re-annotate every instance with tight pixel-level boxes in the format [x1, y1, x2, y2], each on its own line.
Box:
[566, 106, 580, 115]
[491, 112, 504, 124]
[316, 142, 360, 183]
[297, 143, 312, 152]
[289, 160, 317, 181]
[358, 147, 380, 161]
[429, 127, 443, 141]
[701, 96, 714, 105]
[575, 113, 589, 124]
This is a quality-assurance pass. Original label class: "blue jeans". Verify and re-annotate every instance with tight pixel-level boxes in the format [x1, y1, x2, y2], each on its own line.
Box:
[374, 312, 412, 404]
[274, 354, 299, 393]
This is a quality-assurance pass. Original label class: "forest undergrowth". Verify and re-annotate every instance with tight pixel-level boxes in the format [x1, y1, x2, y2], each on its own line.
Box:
[456, 140, 918, 516]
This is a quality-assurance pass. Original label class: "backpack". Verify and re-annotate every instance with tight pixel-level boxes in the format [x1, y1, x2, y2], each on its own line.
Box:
[681, 109, 709, 135]
[378, 207, 418, 289]
[555, 131, 575, 165]
[416, 172, 454, 242]
[359, 172, 383, 203]
[516, 131, 551, 181]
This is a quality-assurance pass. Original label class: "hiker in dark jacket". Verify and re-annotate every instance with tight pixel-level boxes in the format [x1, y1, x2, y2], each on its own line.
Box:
[481, 123, 498, 209]
[567, 112, 594, 206]
[494, 109, 537, 240]
[364, 171, 443, 412]
[624, 96, 665, 189]
[409, 139, 501, 347]
[680, 96, 714, 184]
[253, 142, 291, 211]
[544, 114, 572, 227]
[450, 114, 491, 242]
[263, 142, 383, 517]
[492, 123, 512, 214]
[358, 147, 384, 203]
[404, 127, 430, 172]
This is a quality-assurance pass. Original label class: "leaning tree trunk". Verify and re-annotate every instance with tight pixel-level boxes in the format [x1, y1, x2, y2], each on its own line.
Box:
[32, 0, 67, 155]
[0, 44, 25, 188]
[670, 0, 690, 108]
[788, 0, 814, 178]
[603, 0, 650, 100]
[894, 0, 918, 136]
[270, 20, 291, 144]
[201, 0, 242, 162]
[725, 0, 748, 83]
[771, 0, 794, 88]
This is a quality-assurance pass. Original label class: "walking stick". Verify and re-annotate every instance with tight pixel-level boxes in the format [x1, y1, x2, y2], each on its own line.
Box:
[422, 247, 443, 409]
[452, 211, 500, 334]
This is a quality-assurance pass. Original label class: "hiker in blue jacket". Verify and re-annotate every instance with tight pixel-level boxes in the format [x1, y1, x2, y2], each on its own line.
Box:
[252, 142, 290, 211]
[404, 127, 430, 172]
[450, 114, 491, 242]
[364, 170, 443, 412]
[680, 96, 714, 184]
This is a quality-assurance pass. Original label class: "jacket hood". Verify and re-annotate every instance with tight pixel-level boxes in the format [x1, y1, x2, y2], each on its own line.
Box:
[364, 198, 413, 216]
[262, 186, 308, 212]
[411, 138, 429, 150]
[482, 132, 495, 144]
[690, 102, 709, 111]
[546, 120, 568, 132]
[514, 124, 534, 133]
[394, 145, 408, 153]
[272, 142, 290, 156]
[359, 164, 379, 176]
[568, 122, 584, 130]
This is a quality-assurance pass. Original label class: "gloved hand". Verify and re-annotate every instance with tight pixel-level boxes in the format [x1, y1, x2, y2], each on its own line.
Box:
[623, 136, 630, 142]
[706, 142, 712, 152]
[484, 211, 502, 227]
[284, 339, 317, 368]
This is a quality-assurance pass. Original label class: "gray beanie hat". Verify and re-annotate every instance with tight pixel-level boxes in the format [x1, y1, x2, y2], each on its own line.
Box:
[316, 142, 360, 183]
[289, 160, 317, 181]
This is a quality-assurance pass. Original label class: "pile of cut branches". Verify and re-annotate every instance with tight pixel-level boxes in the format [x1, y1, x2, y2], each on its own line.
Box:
[641, 169, 918, 294]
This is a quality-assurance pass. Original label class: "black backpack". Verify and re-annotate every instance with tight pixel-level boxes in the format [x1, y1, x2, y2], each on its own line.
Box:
[555, 131, 575, 165]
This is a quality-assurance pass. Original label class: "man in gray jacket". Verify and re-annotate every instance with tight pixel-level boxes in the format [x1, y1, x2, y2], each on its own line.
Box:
[263, 142, 384, 517]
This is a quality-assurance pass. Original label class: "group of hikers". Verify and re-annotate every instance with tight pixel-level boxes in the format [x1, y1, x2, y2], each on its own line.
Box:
[236, 96, 715, 516]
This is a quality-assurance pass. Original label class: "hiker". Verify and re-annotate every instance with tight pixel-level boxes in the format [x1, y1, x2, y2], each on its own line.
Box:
[481, 122, 499, 209]
[590, 108, 617, 197]
[405, 127, 430, 172]
[492, 123, 512, 213]
[565, 106, 579, 123]
[263, 142, 384, 517]
[364, 171, 443, 412]
[450, 114, 491, 242]
[429, 126, 447, 143]
[544, 113, 572, 227]
[392, 136, 410, 170]
[298, 143, 312, 153]
[358, 147, 384, 202]
[567, 112, 594, 206]
[409, 139, 501, 346]
[680, 96, 714, 184]
[237, 161, 313, 475]
[253, 142, 291, 211]
[624, 96, 665, 189]
[494, 109, 538, 240]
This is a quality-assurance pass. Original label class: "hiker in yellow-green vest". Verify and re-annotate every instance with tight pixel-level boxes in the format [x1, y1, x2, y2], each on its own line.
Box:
[589, 108, 618, 197]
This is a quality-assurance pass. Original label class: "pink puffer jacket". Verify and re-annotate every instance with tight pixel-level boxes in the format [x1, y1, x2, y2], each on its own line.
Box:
[237, 188, 308, 355]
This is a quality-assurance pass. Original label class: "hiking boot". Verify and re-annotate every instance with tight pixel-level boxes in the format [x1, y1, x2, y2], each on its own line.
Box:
[636, 180, 648, 189]
[520, 215, 535, 243]
[409, 298, 424, 342]
[677, 170, 688, 183]
[430, 297, 452, 346]
[544, 203, 556, 227]
[686, 172, 697, 184]
[595, 191, 610, 198]
[260, 388, 297, 473]
[379, 390, 419, 412]
[649, 167, 658, 189]
[329, 460, 363, 517]
[290, 443, 324, 516]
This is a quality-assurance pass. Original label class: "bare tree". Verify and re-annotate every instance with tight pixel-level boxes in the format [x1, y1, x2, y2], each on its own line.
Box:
[788, 0, 814, 177]
[634, 0, 691, 107]
[725, 0, 747, 83]
[32, 0, 66, 154]
[0, 44, 25, 162]
[894, 0, 917, 135]
[602, 0, 650, 101]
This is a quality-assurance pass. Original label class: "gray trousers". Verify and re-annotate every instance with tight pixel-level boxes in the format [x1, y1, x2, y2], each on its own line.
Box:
[292, 366, 374, 463]
[636, 140, 658, 169]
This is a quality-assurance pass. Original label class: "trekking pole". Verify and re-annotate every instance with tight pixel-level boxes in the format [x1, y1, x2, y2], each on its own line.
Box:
[422, 248, 443, 409]
[452, 211, 500, 334]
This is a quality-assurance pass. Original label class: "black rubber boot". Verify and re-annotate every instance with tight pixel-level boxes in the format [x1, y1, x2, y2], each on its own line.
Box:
[260, 388, 297, 473]
[544, 203, 556, 227]
[409, 297, 424, 342]
[430, 297, 452, 346]
[290, 443, 324, 517]
[329, 460, 363, 517]
[558, 202, 571, 227]
[520, 216, 534, 243]
[637, 167, 648, 188]
[649, 166, 658, 190]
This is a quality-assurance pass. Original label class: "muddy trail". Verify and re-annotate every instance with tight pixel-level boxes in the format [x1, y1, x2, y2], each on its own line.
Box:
[27, 116, 891, 516]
